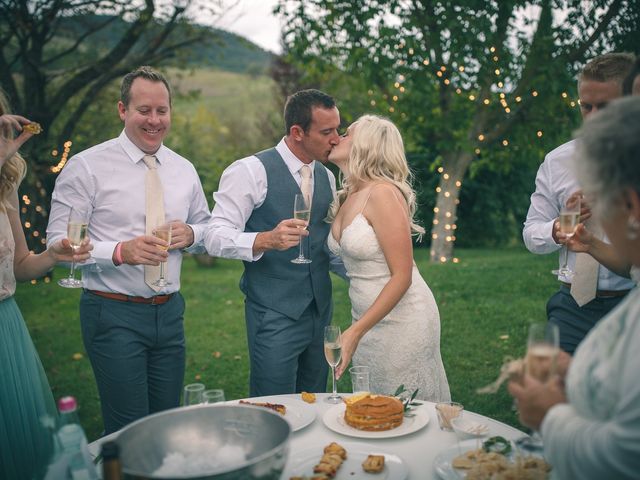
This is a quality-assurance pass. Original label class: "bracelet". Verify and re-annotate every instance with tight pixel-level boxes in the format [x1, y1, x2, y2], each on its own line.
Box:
[114, 242, 123, 266]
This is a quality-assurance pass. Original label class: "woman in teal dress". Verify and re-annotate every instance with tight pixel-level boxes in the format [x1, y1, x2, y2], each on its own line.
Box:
[0, 93, 92, 479]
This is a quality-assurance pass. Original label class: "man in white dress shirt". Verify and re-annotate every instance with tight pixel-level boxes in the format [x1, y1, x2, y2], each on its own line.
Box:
[523, 53, 636, 355]
[205, 89, 342, 396]
[47, 66, 211, 434]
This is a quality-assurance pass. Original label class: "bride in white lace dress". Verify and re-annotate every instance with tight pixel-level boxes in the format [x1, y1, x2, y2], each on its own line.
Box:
[327, 115, 450, 402]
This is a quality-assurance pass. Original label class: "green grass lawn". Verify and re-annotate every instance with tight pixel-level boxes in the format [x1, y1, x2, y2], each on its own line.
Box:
[16, 246, 558, 441]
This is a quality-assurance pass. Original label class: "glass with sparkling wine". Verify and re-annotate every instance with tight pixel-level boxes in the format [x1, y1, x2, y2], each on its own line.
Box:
[152, 224, 172, 287]
[58, 206, 89, 288]
[552, 194, 581, 277]
[291, 194, 312, 264]
[516, 322, 560, 454]
[324, 325, 342, 404]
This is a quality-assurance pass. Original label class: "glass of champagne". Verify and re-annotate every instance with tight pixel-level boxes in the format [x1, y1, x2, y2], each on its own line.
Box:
[552, 194, 581, 277]
[291, 194, 312, 264]
[324, 325, 342, 404]
[516, 322, 560, 453]
[152, 224, 172, 287]
[58, 206, 89, 288]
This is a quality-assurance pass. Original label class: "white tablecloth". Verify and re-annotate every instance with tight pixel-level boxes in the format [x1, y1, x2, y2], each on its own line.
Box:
[89, 393, 525, 479]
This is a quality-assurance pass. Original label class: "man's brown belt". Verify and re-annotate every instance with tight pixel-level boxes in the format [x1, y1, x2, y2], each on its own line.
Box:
[560, 282, 630, 298]
[88, 290, 174, 305]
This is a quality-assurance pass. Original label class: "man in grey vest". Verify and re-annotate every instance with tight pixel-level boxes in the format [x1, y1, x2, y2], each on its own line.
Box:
[205, 89, 341, 396]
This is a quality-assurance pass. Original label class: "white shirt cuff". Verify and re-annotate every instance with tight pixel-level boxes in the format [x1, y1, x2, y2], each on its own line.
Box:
[92, 241, 120, 267]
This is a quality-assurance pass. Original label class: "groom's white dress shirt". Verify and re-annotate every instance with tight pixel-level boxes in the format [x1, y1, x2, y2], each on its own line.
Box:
[205, 138, 337, 262]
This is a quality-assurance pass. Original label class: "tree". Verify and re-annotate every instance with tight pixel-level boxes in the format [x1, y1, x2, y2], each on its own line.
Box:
[276, 0, 637, 262]
[0, 0, 234, 252]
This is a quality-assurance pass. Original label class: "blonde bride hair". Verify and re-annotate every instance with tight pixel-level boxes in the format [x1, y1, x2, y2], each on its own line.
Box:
[0, 91, 27, 211]
[328, 114, 425, 236]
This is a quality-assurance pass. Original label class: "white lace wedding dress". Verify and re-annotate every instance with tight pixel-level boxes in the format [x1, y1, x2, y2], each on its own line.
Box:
[328, 213, 451, 402]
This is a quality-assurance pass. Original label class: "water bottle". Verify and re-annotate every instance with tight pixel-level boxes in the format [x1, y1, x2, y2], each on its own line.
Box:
[56, 396, 99, 480]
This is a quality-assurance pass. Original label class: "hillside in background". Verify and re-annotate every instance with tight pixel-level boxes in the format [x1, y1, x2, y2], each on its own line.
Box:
[54, 14, 274, 74]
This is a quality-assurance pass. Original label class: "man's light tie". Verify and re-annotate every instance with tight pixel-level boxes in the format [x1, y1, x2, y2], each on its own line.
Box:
[570, 220, 601, 306]
[300, 164, 312, 206]
[143, 154, 164, 291]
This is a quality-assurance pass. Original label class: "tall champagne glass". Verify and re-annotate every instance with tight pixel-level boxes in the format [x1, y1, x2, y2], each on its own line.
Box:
[152, 224, 172, 287]
[516, 322, 560, 454]
[291, 194, 312, 264]
[58, 206, 89, 288]
[324, 325, 342, 404]
[552, 194, 581, 277]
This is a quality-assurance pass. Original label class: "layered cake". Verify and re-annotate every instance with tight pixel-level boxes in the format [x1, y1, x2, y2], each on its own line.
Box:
[343, 393, 404, 431]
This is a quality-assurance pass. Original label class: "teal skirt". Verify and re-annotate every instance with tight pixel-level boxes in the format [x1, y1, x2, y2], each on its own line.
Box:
[0, 296, 57, 480]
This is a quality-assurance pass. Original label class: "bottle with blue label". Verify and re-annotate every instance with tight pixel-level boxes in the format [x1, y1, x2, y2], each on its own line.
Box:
[55, 396, 99, 480]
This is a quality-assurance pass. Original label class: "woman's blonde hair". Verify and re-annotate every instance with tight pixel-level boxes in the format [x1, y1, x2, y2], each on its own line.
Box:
[328, 115, 424, 235]
[0, 90, 27, 211]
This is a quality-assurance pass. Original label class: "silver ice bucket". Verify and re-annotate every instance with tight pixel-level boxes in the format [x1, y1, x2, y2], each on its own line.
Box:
[116, 404, 291, 479]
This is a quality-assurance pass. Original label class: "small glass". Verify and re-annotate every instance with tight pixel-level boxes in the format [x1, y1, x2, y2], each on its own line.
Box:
[58, 206, 90, 288]
[349, 366, 370, 393]
[324, 325, 342, 404]
[202, 389, 225, 404]
[435, 401, 464, 431]
[183, 383, 205, 406]
[152, 224, 172, 287]
[291, 194, 312, 264]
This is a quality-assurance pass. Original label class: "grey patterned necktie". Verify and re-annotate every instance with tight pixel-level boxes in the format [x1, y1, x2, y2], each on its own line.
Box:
[143, 154, 164, 291]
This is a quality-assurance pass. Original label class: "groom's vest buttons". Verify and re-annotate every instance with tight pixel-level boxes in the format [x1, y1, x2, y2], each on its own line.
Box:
[241, 148, 333, 320]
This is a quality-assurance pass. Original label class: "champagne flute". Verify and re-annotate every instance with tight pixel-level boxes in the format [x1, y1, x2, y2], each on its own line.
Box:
[515, 322, 560, 454]
[152, 224, 172, 287]
[552, 194, 581, 277]
[324, 325, 342, 404]
[58, 206, 90, 288]
[291, 194, 312, 264]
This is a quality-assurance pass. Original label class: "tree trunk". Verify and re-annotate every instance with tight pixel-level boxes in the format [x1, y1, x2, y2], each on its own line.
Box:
[429, 151, 473, 263]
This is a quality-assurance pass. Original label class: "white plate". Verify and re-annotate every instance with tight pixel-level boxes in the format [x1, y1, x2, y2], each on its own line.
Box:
[433, 439, 485, 480]
[283, 441, 409, 480]
[433, 439, 544, 480]
[232, 396, 316, 432]
[322, 403, 430, 439]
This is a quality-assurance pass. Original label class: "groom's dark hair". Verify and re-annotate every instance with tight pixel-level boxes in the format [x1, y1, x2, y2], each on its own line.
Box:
[284, 89, 335, 135]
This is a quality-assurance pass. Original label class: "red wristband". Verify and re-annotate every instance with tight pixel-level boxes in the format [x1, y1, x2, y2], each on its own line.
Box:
[114, 242, 123, 266]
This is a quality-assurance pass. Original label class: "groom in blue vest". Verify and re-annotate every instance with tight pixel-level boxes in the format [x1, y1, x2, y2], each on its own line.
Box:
[205, 90, 341, 395]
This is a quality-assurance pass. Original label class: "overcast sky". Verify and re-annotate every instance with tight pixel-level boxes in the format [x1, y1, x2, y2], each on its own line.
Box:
[215, 0, 283, 54]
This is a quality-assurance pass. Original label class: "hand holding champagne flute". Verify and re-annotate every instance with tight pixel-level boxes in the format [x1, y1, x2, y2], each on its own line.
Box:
[552, 193, 581, 277]
[152, 224, 172, 287]
[324, 325, 343, 404]
[516, 321, 560, 453]
[525, 322, 560, 383]
[291, 193, 312, 264]
[58, 206, 90, 288]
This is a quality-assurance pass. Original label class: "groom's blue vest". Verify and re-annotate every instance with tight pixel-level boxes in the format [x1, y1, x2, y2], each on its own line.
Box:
[240, 148, 333, 320]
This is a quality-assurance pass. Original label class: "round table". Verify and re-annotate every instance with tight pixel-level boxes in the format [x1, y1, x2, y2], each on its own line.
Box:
[89, 393, 525, 479]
